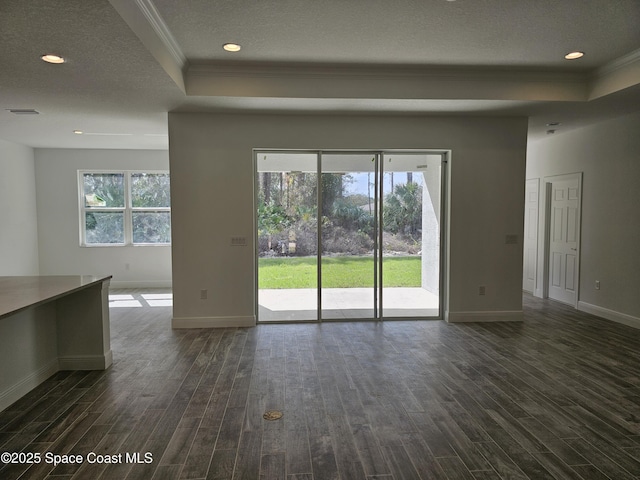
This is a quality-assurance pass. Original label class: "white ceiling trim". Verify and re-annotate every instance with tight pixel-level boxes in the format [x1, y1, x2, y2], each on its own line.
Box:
[109, 0, 187, 92]
[594, 47, 640, 78]
[135, 0, 187, 67]
[589, 47, 640, 100]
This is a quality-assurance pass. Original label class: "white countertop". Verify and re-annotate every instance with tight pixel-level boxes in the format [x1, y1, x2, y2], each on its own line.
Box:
[0, 275, 112, 319]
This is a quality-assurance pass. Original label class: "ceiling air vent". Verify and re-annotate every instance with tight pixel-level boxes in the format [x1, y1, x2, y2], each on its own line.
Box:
[6, 109, 40, 115]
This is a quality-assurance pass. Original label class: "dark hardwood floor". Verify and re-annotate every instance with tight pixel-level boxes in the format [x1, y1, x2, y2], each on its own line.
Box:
[1, 292, 639, 479]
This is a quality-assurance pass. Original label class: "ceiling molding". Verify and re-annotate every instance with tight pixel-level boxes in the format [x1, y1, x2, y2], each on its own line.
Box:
[589, 48, 640, 100]
[593, 47, 640, 78]
[135, 0, 187, 68]
[186, 63, 589, 102]
[109, 0, 187, 92]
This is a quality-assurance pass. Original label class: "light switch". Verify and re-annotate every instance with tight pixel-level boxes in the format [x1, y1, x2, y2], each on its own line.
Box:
[230, 236, 247, 246]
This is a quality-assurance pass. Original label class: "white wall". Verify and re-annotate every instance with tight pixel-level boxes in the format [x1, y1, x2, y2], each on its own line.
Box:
[169, 113, 528, 326]
[0, 140, 39, 275]
[527, 111, 640, 325]
[0, 303, 58, 411]
[34, 149, 172, 287]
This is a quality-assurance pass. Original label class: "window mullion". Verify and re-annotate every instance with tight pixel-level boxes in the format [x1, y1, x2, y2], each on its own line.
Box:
[125, 172, 133, 245]
[79, 170, 170, 246]
[79, 172, 86, 246]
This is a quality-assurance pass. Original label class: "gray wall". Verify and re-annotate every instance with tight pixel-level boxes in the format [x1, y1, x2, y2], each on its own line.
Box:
[0, 140, 50, 410]
[169, 113, 528, 326]
[0, 140, 39, 275]
[34, 148, 172, 287]
[527, 111, 640, 325]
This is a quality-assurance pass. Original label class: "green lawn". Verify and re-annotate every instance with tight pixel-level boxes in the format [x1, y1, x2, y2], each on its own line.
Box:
[258, 256, 421, 289]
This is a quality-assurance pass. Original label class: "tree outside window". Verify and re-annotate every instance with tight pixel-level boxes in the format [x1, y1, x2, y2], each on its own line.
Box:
[80, 171, 170, 246]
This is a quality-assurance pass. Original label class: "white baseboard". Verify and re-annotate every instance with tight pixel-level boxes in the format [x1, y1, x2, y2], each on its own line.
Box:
[446, 310, 523, 323]
[172, 316, 256, 328]
[59, 351, 113, 370]
[0, 359, 59, 412]
[577, 301, 640, 330]
[109, 281, 172, 289]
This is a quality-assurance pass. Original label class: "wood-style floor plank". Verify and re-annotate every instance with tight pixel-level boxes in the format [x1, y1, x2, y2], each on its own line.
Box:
[1, 291, 640, 479]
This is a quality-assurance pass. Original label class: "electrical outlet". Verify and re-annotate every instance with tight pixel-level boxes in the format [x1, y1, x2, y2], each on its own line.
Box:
[479, 286, 486, 296]
[200, 289, 208, 300]
[595, 280, 600, 290]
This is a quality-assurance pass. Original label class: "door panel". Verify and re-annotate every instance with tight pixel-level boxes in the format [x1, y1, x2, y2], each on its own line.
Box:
[567, 206, 578, 243]
[523, 179, 539, 293]
[381, 153, 441, 318]
[320, 153, 377, 320]
[257, 152, 318, 322]
[551, 252, 562, 288]
[566, 255, 576, 291]
[547, 175, 581, 306]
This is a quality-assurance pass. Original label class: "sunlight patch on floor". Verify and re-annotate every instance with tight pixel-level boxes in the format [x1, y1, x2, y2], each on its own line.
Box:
[109, 292, 173, 308]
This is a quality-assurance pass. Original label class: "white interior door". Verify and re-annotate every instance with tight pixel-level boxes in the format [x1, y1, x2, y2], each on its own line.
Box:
[547, 174, 581, 306]
[523, 179, 539, 293]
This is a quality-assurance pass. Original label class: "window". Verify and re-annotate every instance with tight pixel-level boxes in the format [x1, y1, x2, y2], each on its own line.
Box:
[80, 171, 171, 246]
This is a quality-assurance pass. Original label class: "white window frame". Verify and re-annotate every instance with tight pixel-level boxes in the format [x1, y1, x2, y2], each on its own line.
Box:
[79, 170, 171, 247]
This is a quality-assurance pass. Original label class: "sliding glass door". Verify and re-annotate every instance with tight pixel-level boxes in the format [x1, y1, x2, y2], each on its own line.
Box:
[321, 153, 379, 320]
[381, 153, 441, 318]
[256, 152, 318, 322]
[256, 150, 444, 323]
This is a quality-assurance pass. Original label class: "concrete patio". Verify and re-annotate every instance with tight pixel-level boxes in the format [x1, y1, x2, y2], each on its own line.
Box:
[258, 287, 439, 322]
[108, 288, 440, 322]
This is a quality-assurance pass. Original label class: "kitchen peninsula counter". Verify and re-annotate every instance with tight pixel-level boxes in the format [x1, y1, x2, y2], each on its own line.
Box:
[0, 275, 112, 411]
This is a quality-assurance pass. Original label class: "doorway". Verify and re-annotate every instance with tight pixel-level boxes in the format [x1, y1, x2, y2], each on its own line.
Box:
[543, 173, 582, 307]
[523, 178, 539, 294]
[256, 150, 446, 322]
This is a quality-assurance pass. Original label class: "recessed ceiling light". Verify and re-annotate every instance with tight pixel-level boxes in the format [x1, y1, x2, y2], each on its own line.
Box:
[564, 51, 584, 60]
[223, 43, 241, 52]
[73, 130, 83, 135]
[41, 54, 65, 64]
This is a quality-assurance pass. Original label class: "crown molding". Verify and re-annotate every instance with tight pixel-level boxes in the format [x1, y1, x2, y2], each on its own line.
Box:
[109, 0, 187, 92]
[593, 47, 640, 79]
[134, 0, 187, 68]
[589, 47, 640, 100]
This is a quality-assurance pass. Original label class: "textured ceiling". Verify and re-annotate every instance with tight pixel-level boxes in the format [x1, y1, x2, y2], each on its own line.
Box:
[0, 0, 639, 149]
[0, 0, 184, 149]
[154, 0, 640, 68]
